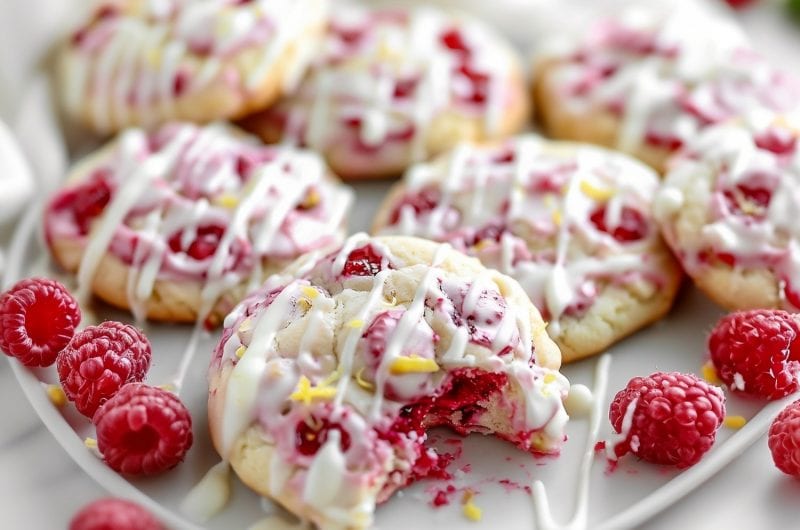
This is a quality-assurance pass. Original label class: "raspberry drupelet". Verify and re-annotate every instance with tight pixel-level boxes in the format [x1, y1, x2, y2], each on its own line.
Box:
[0, 278, 81, 367]
[608, 371, 726, 468]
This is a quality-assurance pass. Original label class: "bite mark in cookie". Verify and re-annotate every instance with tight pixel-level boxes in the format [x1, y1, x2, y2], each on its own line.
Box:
[208, 235, 568, 529]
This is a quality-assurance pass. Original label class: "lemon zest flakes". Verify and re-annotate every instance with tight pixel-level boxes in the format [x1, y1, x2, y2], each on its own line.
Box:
[390, 355, 439, 375]
[724, 415, 747, 429]
[45, 384, 67, 407]
[346, 319, 364, 329]
[297, 298, 312, 312]
[462, 491, 483, 522]
[701, 361, 721, 385]
[551, 209, 563, 226]
[158, 383, 177, 392]
[299, 188, 321, 209]
[235, 345, 247, 359]
[301, 286, 319, 299]
[543, 373, 556, 384]
[290, 376, 337, 406]
[320, 366, 342, 387]
[215, 193, 239, 209]
[84, 437, 98, 450]
[355, 368, 375, 391]
[579, 180, 615, 202]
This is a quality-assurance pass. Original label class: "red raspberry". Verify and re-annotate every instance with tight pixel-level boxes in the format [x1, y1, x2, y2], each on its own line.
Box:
[57, 322, 151, 418]
[768, 399, 800, 477]
[0, 278, 81, 367]
[608, 372, 725, 468]
[69, 497, 163, 530]
[94, 383, 193, 476]
[708, 309, 800, 400]
[341, 245, 389, 277]
[388, 186, 440, 224]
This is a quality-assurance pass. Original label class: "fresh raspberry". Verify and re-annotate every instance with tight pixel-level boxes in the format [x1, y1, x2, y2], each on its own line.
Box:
[0, 278, 81, 367]
[724, 0, 756, 10]
[94, 383, 193, 476]
[708, 309, 800, 400]
[768, 399, 800, 477]
[723, 182, 773, 219]
[608, 372, 725, 468]
[69, 497, 163, 530]
[57, 322, 151, 418]
[589, 205, 648, 242]
[341, 245, 389, 277]
[295, 417, 351, 456]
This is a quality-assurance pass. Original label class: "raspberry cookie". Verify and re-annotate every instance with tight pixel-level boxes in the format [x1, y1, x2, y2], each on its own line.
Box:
[44, 122, 352, 324]
[532, 5, 800, 173]
[239, 5, 528, 180]
[373, 137, 682, 362]
[60, 0, 326, 134]
[656, 111, 800, 312]
[208, 235, 568, 529]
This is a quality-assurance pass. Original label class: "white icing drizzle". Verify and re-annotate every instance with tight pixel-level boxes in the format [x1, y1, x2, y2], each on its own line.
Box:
[64, 0, 322, 131]
[378, 136, 664, 332]
[277, 5, 514, 160]
[180, 460, 231, 523]
[531, 353, 611, 530]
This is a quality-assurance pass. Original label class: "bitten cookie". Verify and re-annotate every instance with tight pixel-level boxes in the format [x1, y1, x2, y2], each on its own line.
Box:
[655, 110, 800, 312]
[208, 234, 568, 529]
[532, 4, 800, 173]
[60, 0, 326, 134]
[373, 136, 682, 362]
[44, 122, 352, 324]
[239, 5, 528, 180]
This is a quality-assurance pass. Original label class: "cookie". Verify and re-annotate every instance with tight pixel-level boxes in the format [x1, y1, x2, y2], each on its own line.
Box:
[208, 234, 568, 529]
[239, 5, 528, 180]
[373, 136, 682, 362]
[60, 0, 326, 134]
[532, 4, 800, 173]
[44, 122, 352, 324]
[655, 110, 800, 311]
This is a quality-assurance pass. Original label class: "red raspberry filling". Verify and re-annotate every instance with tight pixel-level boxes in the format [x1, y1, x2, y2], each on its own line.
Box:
[69, 497, 163, 530]
[0, 278, 81, 367]
[590, 205, 648, 242]
[768, 399, 800, 477]
[388, 186, 441, 224]
[342, 245, 390, 277]
[295, 418, 352, 456]
[608, 371, 725, 468]
[708, 309, 800, 400]
[57, 321, 152, 418]
[49, 173, 113, 236]
[755, 128, 797, 155]
[94, 383, 193, 476]
[722, 182, 773, 219]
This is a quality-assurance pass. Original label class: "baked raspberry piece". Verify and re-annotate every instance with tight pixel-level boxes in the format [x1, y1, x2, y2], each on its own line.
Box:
[342, 245, 389, 277]
[57, 322, 151, 418]
[608, 371, 725, 468]
[0, 278, 81, 367]
[69, 497, 163, 530]
[768, 399, 800, 477]
[708, 309, 800, 400]
[94, 383, 193, 476]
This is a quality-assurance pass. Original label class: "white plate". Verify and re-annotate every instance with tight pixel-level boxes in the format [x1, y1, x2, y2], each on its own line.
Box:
[5, 182, 798, 530]
[5, 1, 800, 528]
